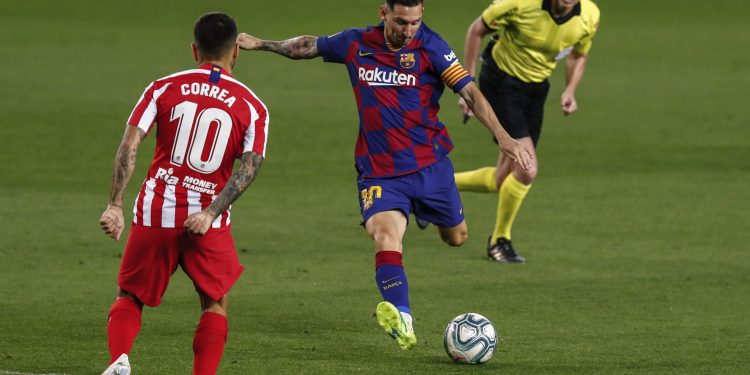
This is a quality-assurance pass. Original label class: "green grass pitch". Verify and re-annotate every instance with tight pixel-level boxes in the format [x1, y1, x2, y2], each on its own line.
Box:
[0, 1, 748, 374]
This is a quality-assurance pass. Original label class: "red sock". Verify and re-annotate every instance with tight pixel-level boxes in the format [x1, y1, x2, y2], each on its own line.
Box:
[107, 297, 142, 363]
[375, 250, 403, 269]
[193, 312, 228, 375]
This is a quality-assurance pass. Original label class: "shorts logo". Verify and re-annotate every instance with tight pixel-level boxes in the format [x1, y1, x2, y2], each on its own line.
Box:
[399, 53, 416, 69]
[360, 185, 382, 211]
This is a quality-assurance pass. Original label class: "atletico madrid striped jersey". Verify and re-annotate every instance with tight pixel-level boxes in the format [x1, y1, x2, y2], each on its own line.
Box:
[318, 22, 472, 178]
[126, 63, 269, 228]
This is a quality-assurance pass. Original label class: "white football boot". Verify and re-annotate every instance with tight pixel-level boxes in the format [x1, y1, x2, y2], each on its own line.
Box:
[101, 353, 131, 375]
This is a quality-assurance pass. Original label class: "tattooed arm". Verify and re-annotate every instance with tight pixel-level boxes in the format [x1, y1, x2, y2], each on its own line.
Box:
[184, 151, 264, 235]
[100, 125, 146, 240]
[237, 33, 320, 59]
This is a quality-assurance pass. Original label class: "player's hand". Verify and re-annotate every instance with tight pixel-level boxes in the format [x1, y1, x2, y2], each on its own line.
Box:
[561, 90, 578, 116]
[100, 204, 125, 241]
[237, 33, 262, 50]
[498, 137, 534, 170]
[184, 211, 214, 236]
[458, 97, 475, 124]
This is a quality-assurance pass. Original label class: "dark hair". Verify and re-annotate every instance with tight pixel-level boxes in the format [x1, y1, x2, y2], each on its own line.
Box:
[193, 12, 238, 59]
[385, 0, 424, 9]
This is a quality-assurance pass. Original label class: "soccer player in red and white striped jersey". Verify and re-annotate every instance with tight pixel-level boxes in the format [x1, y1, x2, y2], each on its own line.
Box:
[99, 12, 267, 375]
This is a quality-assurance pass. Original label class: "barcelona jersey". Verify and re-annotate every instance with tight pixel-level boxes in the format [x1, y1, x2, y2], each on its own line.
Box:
[318, 23, 472, 178]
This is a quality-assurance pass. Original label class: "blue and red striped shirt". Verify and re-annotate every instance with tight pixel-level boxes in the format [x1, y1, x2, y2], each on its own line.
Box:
[318, 23, 472, 178]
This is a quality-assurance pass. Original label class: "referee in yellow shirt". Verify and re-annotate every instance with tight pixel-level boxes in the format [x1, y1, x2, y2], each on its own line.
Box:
[455, 0, 600, 262]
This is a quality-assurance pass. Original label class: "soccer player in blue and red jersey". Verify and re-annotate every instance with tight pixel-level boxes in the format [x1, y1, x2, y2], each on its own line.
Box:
[237, 0, 532, 350]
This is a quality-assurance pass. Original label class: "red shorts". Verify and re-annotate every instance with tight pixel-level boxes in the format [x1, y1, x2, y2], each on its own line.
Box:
[118, 223, 244, 307]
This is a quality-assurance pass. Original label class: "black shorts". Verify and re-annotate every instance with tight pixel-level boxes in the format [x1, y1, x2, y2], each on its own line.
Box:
[479, 59, 550, 146]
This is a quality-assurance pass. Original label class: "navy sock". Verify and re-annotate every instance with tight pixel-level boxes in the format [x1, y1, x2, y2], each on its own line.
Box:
[375, 251, 411, 314]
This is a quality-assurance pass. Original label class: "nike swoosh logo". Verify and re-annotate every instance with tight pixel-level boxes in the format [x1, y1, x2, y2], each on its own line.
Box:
[358, 50, 372, 57]
[381, 276, 400, 284]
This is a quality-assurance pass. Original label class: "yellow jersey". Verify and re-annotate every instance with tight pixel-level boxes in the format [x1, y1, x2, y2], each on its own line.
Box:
[482, 0, 600, 83]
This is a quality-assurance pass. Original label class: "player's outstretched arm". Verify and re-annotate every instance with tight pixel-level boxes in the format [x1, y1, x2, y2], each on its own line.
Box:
[458, 82, 533, 170]
[184, 151, 264, 235]
[237, 33, 320, 59]
[100, 126, 146, 240]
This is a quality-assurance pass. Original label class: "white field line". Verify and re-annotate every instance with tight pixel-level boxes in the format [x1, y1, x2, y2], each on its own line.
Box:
[0, 370, 69, 375]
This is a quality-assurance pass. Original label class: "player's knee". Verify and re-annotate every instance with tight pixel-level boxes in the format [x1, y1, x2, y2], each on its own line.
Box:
[203, 304, 227, 316]
[115, 288, 144, 307]
[441, 230, 467, 247]
[371, 229, 403, 250]
[117, 288, 136, 300]
[516, 164, 538, 184]
[201, 294, 228, 316]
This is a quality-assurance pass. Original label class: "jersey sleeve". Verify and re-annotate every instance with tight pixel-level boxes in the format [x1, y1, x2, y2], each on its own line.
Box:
[241, 96, 270, 158]
[317, 28, 358, 64]
[574, 8, 601, 55]
[481, 0, 520, 30]
[126, 81, 172, 134]
[425, 36, 473, 93]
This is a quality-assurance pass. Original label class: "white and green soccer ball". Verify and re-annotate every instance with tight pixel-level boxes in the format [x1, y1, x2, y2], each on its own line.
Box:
[443, 313, 497, 364]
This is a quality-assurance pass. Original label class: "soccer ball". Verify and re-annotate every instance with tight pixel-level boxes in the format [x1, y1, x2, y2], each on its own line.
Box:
[443, 313, 497, 364]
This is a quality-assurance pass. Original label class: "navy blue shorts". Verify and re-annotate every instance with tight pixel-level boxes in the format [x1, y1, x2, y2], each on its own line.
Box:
[357, 157, 465, 228]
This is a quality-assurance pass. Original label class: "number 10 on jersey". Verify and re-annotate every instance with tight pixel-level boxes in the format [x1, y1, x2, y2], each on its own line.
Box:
[170, 101, 232, 174]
